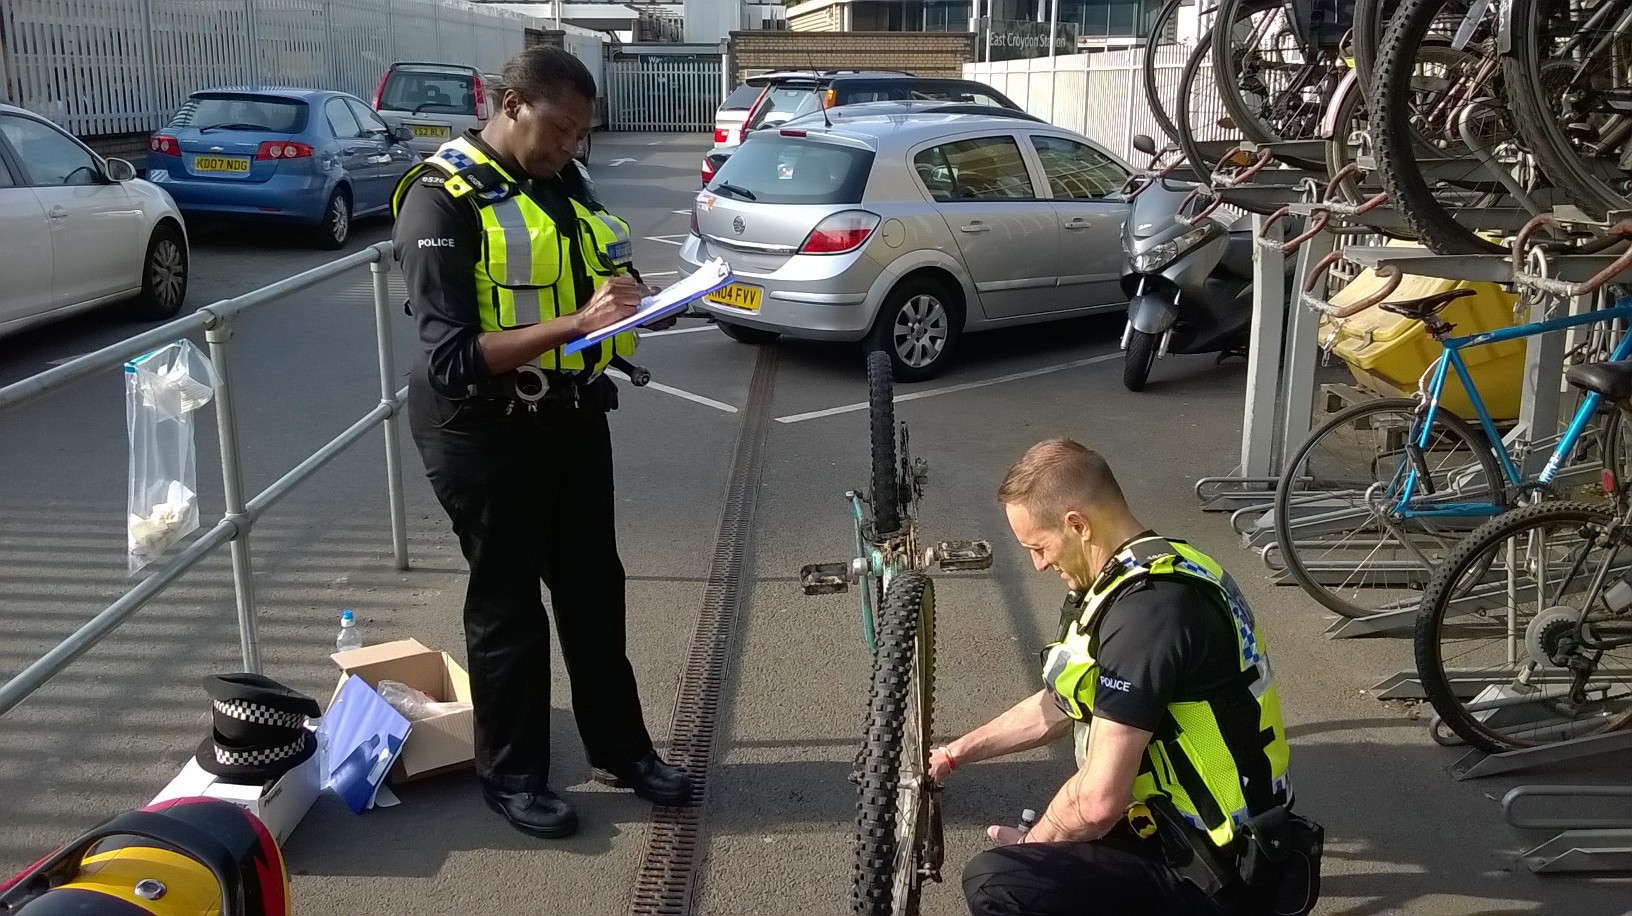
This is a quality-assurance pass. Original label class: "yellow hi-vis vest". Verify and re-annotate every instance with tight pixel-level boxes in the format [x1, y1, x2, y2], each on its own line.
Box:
[391, 136, 636, 376]
[1040, 535, 1292, 849]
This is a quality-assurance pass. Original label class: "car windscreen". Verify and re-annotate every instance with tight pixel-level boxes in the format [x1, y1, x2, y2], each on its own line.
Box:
[709, 136, 873, 205]
[720, 84, 762, 111]
[171, 94, 308, 132]
[380, 70, 478, 116]
[746, 86, 821, 130]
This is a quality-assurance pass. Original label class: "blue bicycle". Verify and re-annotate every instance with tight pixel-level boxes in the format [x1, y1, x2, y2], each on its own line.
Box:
[1272, 281, 1632, 619]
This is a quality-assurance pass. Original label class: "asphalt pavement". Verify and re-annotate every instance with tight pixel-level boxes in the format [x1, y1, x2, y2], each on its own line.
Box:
[0, 133, 1627, 915]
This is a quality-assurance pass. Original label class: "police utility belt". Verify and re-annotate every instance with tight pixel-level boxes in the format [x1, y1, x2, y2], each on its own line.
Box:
[489, 366, 615, 414]
[1136, 797, 1325, 916]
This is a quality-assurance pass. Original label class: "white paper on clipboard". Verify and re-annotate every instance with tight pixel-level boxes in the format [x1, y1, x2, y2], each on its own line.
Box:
[562, 258, 734, 355]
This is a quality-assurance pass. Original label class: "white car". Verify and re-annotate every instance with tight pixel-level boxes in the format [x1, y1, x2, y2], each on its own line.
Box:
[714, 83, 763, 149]
[0, 103, 189, 338]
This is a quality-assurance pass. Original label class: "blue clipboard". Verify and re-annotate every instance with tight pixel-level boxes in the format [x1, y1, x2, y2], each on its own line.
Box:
[562, 258, 734, 355]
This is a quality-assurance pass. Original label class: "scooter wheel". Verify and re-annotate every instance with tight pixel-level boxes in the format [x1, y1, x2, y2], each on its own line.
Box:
[1123, 330, 1158, 392]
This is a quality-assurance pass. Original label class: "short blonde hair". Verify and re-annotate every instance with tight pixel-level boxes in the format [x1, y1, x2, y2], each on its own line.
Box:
[997, 438, 1127, 525]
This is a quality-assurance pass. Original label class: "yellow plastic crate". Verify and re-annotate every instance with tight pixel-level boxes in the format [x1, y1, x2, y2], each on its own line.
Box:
[1322, 259, 1525, 421]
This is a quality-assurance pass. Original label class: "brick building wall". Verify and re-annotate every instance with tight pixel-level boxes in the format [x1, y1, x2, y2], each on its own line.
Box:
[730, 30, 976, 80]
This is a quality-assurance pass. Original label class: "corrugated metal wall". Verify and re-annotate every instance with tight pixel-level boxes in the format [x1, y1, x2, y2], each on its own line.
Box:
[605, 58, 720, 131]
[0, 0, 529, 137]
[965, 46, 1222, 162]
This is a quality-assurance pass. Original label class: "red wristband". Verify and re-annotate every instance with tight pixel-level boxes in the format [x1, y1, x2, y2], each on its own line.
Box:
[938, 746, 957, 771]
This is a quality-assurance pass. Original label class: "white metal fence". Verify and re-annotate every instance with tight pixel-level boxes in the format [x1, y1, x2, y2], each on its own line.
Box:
[605, 58, 722, 132]
[966, 45, 1228, 163]
[0, 0, 531, 137]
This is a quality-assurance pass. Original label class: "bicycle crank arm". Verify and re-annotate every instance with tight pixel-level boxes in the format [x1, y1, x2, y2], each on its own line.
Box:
[928, 539, 993, 572]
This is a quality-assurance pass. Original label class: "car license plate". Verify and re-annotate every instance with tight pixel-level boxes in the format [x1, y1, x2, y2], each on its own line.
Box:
[411, 125, 450, 139]
[706, 283, 762, 312]
[193, 156, 249, 174]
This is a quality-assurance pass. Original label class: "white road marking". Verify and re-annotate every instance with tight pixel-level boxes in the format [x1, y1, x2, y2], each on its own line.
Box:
[642, 325, 715, 337]
[775, 352, 1121, 424]
[608, 157, 637, 166]
[644, 235, 687, 246]
[642, 270, 679, 277]
[671, 209, 691, 215]
[608, 369, 737, 413]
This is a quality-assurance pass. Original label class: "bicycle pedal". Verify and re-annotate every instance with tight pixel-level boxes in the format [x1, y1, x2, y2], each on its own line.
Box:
[800, 562, 850, 595]
[932, 540, 993, 572]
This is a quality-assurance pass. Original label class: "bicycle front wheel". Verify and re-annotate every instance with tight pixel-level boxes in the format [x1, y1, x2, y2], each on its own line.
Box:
[869, 349, 901, 536]
[1416, 501, 1632, 753]
[852, 572, 938, 916]
[1273, 398, 1505, 618]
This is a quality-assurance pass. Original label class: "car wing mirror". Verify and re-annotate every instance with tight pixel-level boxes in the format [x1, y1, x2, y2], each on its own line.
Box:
[392, 125, 414, 143]
[104, 157, 137, 182]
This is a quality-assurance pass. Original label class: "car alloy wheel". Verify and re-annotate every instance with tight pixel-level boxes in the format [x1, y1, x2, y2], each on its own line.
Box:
[328, 194, 350, 244]
[889, 294, 949, 370]
[149, 238, 186, 311]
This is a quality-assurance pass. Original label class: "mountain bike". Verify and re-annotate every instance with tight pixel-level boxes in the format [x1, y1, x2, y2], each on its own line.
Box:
[800, 350, 992, 916]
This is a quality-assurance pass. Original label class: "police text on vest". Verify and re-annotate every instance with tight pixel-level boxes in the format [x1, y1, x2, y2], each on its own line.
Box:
[418, 238, 457, 248]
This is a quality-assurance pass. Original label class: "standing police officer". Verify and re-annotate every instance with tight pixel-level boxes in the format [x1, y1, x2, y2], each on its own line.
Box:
[391, 47, 689, 839]
[934, 439, 1306, 914]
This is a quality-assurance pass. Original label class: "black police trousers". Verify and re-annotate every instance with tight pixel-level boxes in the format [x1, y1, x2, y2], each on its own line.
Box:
[962, 826, 1251, 916]
[410, 374, 654, 792]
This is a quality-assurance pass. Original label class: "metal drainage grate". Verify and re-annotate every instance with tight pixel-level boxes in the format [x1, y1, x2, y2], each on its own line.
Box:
[630, 346, 779, 915]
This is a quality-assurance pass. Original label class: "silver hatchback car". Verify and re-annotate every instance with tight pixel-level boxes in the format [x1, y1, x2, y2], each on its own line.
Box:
[678, 105, 1135, 380]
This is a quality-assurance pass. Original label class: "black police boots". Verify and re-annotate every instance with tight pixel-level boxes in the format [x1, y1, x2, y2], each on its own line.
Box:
[483, 787, 579, 839]
[591, 751, 693, 806]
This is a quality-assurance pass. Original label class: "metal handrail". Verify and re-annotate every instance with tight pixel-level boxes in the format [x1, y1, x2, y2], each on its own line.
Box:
[0, 241, 410, 719]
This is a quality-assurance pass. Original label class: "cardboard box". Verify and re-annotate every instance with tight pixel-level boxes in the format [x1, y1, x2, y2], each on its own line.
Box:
[331, 638, 475, 783]
[151, 743, 321, 845]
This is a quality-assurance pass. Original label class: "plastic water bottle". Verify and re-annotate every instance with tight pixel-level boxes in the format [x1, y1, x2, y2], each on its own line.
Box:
[336, 609, 363, 652]
[1017, 808, 1039, 836]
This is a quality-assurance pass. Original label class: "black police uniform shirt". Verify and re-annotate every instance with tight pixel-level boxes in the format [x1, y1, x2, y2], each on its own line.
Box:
[1088, 552, 1245, 734]
[393, 130, 599, 399]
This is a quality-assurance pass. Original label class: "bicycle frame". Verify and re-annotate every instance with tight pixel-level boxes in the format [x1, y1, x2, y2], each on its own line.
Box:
[847, 491, 918, 652]
[1398, 296, 1632, 519]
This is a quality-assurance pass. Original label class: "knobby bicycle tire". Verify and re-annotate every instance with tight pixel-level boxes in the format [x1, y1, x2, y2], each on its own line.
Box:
[852, 573, 938, 916]
[869, 350, 901, 536]
[1143, 0, 1193, 146]
[1504, 0, 1631, 220]
[1273, 397, 1505, 618]
[1372, 0, 1510, 254]
[1415, 501, 1632, 753]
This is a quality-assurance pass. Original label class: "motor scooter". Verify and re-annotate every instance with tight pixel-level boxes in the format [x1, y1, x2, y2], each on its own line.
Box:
[1119, 135, 1268, 391]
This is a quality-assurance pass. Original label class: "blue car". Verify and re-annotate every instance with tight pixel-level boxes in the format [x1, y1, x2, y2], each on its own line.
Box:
[147, 87, 420, 249]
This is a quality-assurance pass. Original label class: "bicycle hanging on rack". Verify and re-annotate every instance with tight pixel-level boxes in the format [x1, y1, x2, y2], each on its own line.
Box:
[1274, 232, 1632, 620]
[799, 350, 992, 916]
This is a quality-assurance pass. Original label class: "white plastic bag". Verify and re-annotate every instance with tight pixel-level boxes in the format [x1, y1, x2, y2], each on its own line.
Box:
[375, 680, 473, 721]
[126, 340, 216, 574]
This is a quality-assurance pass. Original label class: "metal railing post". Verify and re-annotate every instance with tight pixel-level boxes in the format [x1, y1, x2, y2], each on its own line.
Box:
[371, 256, 411, 572]
[203, 311, 261, 673]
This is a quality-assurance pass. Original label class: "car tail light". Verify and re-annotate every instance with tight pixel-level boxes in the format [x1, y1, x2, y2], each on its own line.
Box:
[372, 71, 390, 110]
[799, 211, 879, 255]
[690, 206, 700, 237]
[149, 134, 180, 156]
[780, 129, 807, 138]
[701, 157, 716, 184]
[474, 72, 490, 120]
[714, 128, 728, 144]
[256, 141, 315, 160]
[824, 89, 838, 108]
